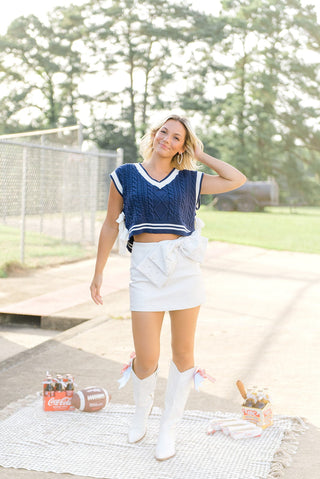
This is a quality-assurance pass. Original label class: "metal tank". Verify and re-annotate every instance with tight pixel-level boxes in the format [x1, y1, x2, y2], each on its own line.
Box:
[213, 179, 279, 212]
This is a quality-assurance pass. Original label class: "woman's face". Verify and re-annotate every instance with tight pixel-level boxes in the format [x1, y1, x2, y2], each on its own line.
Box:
[153, 120, 186, 159]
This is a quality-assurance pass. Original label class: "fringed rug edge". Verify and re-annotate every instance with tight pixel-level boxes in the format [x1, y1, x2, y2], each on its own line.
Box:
[267, 416, 308, 478]
[0, 392, 41, 421]
[0, 397, 310, 479]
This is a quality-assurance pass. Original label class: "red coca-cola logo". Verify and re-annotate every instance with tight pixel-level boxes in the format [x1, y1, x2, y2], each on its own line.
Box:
[48, 397, 72, 407]
[264, 409, 273, 419]
[243, 408, 260, 418]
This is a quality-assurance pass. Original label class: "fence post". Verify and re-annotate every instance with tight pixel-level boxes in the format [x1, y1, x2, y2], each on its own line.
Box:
[78, 123, 83, 150]
[80, 155, 85, 242]
[61, 156, 66, 241]
[0, 149, 7, 223]
[116, 148, 124, 167]
[78, 126, 85, 243]
[90, 155, 98, 244]
[20, 148, 27, 264]
[40, 135, 45, 233]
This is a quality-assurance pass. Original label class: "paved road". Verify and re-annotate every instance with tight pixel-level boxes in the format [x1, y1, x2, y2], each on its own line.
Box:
[0, 241, 319, 478]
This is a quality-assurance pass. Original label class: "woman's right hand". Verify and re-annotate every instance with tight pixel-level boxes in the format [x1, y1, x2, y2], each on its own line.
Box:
[90, 273, 104, 305]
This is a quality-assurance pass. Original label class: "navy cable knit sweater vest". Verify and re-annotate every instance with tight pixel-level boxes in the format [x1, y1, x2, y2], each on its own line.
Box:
[110, 163, 203, 251]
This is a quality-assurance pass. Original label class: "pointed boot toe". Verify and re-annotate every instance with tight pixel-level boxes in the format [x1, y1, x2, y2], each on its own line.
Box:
[155, 361, 195, 460]
[127, 368, 158, 444]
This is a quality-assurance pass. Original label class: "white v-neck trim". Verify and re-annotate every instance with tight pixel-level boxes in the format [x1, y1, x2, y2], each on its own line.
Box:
[135, 163, 179, 189]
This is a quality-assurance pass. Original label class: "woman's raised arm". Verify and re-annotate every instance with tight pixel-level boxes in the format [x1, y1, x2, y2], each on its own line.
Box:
[195, 145, 247, 195]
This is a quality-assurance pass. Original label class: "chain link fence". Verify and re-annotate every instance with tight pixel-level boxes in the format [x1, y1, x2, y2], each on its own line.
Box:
[0, 138, 122, 266]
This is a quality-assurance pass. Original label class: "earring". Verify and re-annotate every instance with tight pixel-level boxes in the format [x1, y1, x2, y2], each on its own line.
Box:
[177, 153, 183, 165]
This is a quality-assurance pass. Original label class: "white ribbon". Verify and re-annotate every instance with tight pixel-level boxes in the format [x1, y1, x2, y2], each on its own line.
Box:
[193, 367, 216, 392]
[136, 225, 208, 287]
[116, 212, 129, 256]
[117, 353, 136, 389]
[115, 212, 207, 267]
[195, 216, 205, 231]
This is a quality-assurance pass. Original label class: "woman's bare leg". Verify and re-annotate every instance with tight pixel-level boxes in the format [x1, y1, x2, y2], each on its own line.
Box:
[169, 305, 200, 371]
[155, 306, 200, 460]
[127, 310, 164, 443]
[131, 311, 165, 378]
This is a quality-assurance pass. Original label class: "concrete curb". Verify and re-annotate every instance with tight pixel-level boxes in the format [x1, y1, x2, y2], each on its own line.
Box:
[0, 315, 110, 374]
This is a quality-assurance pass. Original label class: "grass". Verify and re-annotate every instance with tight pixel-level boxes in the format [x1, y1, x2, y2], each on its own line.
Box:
[0, 224, 95, 277]
[1, 206, 319, 276]
[198, 206, 320, 254]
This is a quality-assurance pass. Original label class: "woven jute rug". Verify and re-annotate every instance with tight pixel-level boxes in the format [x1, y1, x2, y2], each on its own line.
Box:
[0, 396, 307, 479]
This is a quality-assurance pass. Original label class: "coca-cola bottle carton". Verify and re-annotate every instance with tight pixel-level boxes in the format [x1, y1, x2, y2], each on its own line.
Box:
[43, 372, 75, 411]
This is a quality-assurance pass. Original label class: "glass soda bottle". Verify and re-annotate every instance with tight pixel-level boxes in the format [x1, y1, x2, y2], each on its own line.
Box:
[44, 375, 55, 397]
[255, 389, 266, 409]
[54, 374, 66, 399]
[65, 374, 74, 397]
[43, 371, 50, 395]
[262, 387, 271, 405]
[244, 388, 256, 407]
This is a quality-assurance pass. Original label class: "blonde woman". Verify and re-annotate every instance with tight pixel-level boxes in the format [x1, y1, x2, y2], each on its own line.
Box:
[90, 114, 246, 461]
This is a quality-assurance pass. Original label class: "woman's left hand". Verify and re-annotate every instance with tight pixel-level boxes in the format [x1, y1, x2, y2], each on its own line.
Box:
[194, 142, 204, 162]
[90, 274, 104, 305]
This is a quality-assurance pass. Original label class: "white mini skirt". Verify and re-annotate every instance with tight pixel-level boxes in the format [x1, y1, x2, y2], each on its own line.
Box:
[129, 234, 207, 312]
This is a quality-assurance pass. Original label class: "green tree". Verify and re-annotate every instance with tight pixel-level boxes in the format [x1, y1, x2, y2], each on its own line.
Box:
[0, 15, 63, 129]
[187, 0, 320, 204]
[47, 4, 91, 126]
[255, 0, 320, 204]
[0, 7, 89, 132]
[86, 0, 219, 161]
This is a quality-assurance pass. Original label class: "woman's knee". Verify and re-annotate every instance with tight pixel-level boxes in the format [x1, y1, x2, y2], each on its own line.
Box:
[133, 355, 159, 379]
[171, 350, 194, 372]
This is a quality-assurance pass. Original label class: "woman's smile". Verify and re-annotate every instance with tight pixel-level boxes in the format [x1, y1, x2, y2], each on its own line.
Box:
[152, 119, 187, 160]
[159, 143, 169, 150]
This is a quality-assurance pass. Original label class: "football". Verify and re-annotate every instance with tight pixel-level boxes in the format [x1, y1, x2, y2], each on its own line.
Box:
[71, 387, 110, 412]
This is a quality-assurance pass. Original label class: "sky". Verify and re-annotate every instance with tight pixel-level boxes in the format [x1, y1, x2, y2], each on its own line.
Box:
[0, 0, 220, 34]
[1, 0, 318, 128]
[1, 0, 318, 35]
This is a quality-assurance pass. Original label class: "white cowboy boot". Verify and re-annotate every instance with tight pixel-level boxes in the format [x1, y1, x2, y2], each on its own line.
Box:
[155, 361, 195, 461]
[128, 367, 158, 443]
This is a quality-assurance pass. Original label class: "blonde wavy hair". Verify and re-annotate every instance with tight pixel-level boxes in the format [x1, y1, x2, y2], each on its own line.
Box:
[139, 114, 203, 170]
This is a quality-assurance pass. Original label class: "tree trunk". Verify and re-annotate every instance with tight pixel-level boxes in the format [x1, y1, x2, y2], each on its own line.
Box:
[141, 40, 153, 136]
